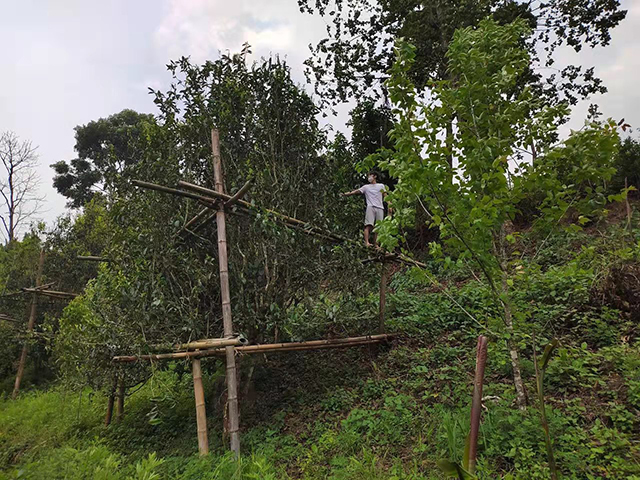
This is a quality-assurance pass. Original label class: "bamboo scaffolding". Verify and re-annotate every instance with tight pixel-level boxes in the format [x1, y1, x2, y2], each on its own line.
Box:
[212, 129, 241, 456]
[179, 180, 348, 243]
[178, 180, 253, 238]
[224, 179, 253, 207]
[179, 336, 248, 350]
[113, 334, 394, 363]
[21, 288, 78, 299]
[166, 336, 248, 351]
[227, 334, 393, 353]
[192, 358, 209, 455]
[177, 208, 211, 237]
[132, 178, 426, 268]
[177, 181, 426, 268]
[132, 180, 218, 206]
[13, 249, 45, 399]
[114, 337, 251, 362]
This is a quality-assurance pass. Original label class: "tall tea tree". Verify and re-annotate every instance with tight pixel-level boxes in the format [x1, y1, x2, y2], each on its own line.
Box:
[299, 0, 626, 107]
[376, 20, 621, 408]
[55, 52, 367, 389]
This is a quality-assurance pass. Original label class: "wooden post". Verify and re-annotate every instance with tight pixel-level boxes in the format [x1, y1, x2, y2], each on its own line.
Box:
[468, 335, 489, 474]
[12, 249, 45, 399]
[379, 259, 388, 333]
[211, 128, 241, 456]
[192, 358, 209, 455]
[625, 177, 632, 230]
[104, 376, 117, 426]
[115, 375, 125, 422]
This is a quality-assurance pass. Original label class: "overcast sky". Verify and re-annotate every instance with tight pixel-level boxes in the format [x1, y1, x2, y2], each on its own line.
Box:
[1, 0, 639, 236]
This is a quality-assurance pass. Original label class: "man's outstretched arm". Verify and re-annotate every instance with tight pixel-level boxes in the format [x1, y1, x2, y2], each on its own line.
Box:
[341, 189, 361, 197]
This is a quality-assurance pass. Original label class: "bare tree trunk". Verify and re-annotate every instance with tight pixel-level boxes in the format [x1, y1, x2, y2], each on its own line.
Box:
[495, 227, 527, 410]
[502, 285, 528, 410]
[0, 132, 42, 243]
[12, 249, 44, 399]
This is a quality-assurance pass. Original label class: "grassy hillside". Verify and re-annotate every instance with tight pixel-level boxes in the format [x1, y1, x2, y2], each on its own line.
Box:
[1, 211, 640, 479]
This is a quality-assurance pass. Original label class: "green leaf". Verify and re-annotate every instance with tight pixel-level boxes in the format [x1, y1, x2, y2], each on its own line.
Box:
[540, 338, 559, 371]
[437, 459, 476, 479]
[462, 433, 471, 471]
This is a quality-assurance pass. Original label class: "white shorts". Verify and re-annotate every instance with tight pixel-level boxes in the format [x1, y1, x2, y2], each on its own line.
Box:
[364, 206, 384, 226]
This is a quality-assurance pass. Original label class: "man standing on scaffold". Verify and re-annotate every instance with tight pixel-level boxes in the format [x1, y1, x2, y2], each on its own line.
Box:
[341, 171, 389, 247]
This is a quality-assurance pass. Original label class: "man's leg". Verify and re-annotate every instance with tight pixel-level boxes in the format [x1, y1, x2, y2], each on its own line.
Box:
[364, 225, 373, 246]
[372, 208, 384, 247]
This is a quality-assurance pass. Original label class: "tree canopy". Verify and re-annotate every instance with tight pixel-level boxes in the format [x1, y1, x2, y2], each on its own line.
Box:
[299, 0, 626, 107]
[51, 109, 155, 208]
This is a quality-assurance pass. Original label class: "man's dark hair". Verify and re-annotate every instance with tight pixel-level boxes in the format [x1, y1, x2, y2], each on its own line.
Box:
[368, 171, 378, 179]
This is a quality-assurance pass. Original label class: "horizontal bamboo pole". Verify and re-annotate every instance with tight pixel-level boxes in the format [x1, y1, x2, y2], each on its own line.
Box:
[77, 255, 111, 262]
[224, 179, 253, 208]
[0, 314, 19, 324]
[177, 208, 211, 237]
[22, 288, 78, 299]
[178, 336, 249, 350]
[133, 180, 219, 206]
[235, 339, 383, 354]
[149, 336, 249, 352]
[229, 334, 393, 352]
[113, 334, 393, 363]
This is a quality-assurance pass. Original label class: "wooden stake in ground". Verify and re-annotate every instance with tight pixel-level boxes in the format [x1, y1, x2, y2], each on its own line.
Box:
[212, 128, 241, 456]
[192, 358, 209, 455]
[115, 375, 125, 422]
[12, 249, 45, 399]
[379, 259, 388, 333]
[104, 376, 117, 426]
[468, 335, 489, 474]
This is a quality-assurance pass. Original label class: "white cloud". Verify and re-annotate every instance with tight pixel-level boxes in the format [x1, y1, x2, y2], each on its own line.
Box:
[560, 0, 640, 137]
[154, 0, 325, 84]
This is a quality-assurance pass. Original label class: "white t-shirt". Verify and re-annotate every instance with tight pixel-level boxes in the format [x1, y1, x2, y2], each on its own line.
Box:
[359, 183, 386, 209]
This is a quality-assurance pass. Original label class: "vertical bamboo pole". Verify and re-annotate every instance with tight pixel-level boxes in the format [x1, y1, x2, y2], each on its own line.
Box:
[12, 249, 45, 399]
[192, 358, 209, 455]
[211, 128, 241, 456]
[115, 375, 125, 422]
[104, 376, 117, 426]
[468, 335, 489, 474]
[378, 259, 388, 333]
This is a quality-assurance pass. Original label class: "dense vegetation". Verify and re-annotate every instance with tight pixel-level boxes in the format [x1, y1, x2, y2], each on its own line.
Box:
[2, 3, 640, 479]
